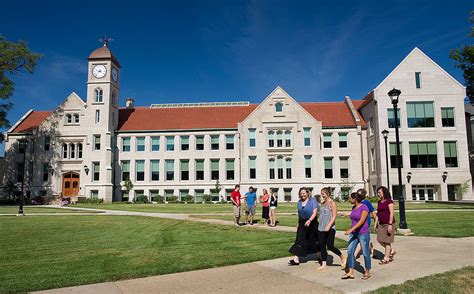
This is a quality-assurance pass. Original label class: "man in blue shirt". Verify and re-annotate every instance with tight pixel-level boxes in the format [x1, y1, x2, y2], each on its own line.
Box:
[357, 189, 376, 257]
[244, 186, 257, 225]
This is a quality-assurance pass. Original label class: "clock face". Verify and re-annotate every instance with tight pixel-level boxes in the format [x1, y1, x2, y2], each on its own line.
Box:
[112, 67, 118, 82]
[92, 64, 107, 79]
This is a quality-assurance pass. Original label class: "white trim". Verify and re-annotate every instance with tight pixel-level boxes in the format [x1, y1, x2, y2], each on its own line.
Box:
[8, 109, 33, 133]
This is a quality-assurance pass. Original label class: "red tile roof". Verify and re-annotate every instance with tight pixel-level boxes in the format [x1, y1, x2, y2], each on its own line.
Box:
[357, 91, 374, 110]
[301, 102, 365, 127]
[11, 111, 51, 133]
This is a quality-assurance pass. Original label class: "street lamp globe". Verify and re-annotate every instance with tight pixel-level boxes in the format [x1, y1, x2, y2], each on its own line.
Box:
[388, 88, 402, 104]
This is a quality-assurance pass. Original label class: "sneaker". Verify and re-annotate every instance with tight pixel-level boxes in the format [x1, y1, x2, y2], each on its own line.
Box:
[234, 223, 240, 227]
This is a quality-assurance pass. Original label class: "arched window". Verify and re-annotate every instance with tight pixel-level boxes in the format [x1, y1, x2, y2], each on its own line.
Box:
[268, 130, 275, 148]
[95, 88, 103, 103]
[69, 143, 75, 159]
[275, 102, 283, 112]
[62, 144, 68, 159]
[77, 143, 83, 159]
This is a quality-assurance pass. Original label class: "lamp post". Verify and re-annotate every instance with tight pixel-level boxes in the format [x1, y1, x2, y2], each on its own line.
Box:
[18, 139, 28, 216]
[382, 129, 390, 188]
[388, 88, 408, 230]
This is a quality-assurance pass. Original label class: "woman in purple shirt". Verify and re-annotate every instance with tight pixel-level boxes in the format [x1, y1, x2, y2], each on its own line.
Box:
[342, 192, 371, 280]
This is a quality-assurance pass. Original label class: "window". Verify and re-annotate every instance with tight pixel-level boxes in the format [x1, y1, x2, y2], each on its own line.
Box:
[226, 159, 235, 180]
[65, 114, 72, 124]
[195, 190, 204, 202]
[211, 159, 219, 180]
[151, 160, 159, 181]
[195, 159, 204, 180]
[389, 143, 403, 168]
[16, 163, 24, 183]
[305, 155, 312, 178]
[90, 190, 99, 199]
[249, 156, 256, 179]
[44, 136, 50, 151]
[95, 88, 103, 103]
[340, 157, 349, 178]
[121, 161, 130, 181]
[180, 159, 189, 181]
[268, 130, 275, 148]
[285, 131, 291, 147]
[286, 158, 292, 179]
[339, 133, 348, 148]
[93, 135, 101, 150]
[150, 190, 160, 201]
[166, 136, 174, 151]
[415, 72, 422, 89]
[136, 160, 145, 181]
[304, 128, 311, 146]
[371, 148, 376, 172]
[277, 156, 284, 179]
[368, 118, 374, 136]
[122, 137, 131, 152]
[74, 114, 80, 124]
[226, 135, 234, 150]
[323, 133, 332, 148]
[276, 131, 283, 147]
[92, 162, 100, 181]
[275, 102, 283, 112]
[77, 143, 83, 159]
[69, 143, 75, 159]
[95, 110, 100, 123]
[269, 158, 275, 179]
[111, 91, 116, 105]
[196, 136, 204, 150]
[136, 137, 145, 152]
[151, 137, 160, 151]
[164, 190, 174, 202]
[441, 108, 455, 127]
[324, 157, 333, 178]
[249, 128, 256, 147]
[166, 160, 174, 181]
[62, 143, 68, 159]
[409, 142, 438, 168]
[180, 190, 189, 201]
[407, 102, 435, 128]
[211, 135, 219, 150]
[42, 163, 49, 182]
[444, 141, 458, 168]
[284, 188, 292, 202]
[181, 136, 189, 151]
[387, 108, 401, 128]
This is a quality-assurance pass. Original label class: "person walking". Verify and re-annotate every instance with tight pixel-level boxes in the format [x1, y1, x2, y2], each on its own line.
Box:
[269, 188, 278, 227]
[342, 192, 371, 280]
[375, 186, 396, 265]
[288, 187, 319, 266]
[354, 189, 376, 257]
[245, 186, 257, 225]
[261, 188, 270, 225]
[230, 185, 242, 226]
[317, 187, 346, 270]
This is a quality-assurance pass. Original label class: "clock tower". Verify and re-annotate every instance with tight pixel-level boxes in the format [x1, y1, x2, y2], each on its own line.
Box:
[84, 40, 121, 202]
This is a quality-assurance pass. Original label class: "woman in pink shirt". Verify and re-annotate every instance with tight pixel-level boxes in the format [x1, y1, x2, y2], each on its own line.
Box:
[375, 186, 396, 265]
[261, 188, 270, 225]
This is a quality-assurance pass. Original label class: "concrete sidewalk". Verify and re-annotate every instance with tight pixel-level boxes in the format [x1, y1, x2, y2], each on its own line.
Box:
[31, 205, 474, 293]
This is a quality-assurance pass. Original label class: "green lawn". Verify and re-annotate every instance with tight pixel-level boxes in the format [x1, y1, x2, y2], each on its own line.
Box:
[371, 266, 474, 294]
[193, 210, 474, 238]
[73, 201, 474, 214]
[0, 206, 97, 214]
[0, 215, 342, 293]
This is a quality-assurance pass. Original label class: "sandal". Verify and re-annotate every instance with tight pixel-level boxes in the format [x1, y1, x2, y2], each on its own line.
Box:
[379, 259, 390, 265]
[362, 274, 371, 280]
[341, 274, 355, 280]
[389, 250, 396, 261]
[288, 259, 300, 266]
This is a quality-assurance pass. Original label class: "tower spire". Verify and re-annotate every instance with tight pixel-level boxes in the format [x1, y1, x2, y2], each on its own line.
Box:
[98, 35, 113, 47]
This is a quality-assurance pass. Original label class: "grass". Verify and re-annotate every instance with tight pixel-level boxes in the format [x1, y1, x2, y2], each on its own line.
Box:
[0, 206, 96, 214]
[371, 266, 474, 294]
[0, 214, 343, 293]
[193, 210, 474, 238]
[73, 201, 474, 214]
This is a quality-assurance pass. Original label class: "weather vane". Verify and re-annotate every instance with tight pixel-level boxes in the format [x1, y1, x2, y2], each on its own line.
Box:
[98, 35, 113, 47]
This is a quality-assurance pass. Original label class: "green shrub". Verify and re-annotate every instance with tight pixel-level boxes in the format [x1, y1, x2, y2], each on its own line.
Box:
[152, 195, 164, 203]
[167, 196, 179, 203]
[77, 197, 103, 204]
[135, 195, 148, 203]
[203, 194, 212, 203]
[184, 195, 194, 203]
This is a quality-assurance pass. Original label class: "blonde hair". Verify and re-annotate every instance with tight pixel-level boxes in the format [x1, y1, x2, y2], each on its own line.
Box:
[321, 187, 331, 197]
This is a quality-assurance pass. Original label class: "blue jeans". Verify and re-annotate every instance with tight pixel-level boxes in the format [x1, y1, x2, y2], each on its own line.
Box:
[347, 233, 371, 270]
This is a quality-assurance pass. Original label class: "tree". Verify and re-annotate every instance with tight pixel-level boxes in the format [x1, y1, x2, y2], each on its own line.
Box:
[449, 12, 474, 104]
[0, 36, 42, 131]
[123, 178, 134, 201]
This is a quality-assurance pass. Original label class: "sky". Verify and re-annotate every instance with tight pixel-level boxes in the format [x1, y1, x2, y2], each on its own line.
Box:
[0, 0, 472, 155]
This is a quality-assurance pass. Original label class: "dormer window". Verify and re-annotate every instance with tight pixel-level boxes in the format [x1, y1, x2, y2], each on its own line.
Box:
[95, 88, 103, 103]
[74, 114, 80, 124]
[66, 114, 72, 124]
[275, 102, 283, 112]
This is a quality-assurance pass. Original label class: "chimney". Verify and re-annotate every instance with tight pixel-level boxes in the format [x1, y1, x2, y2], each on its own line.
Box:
[126, 98, 135, 109]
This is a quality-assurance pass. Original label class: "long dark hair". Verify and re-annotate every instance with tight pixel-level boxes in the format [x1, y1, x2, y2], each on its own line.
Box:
[350, 192, 364, 203]
[377, 186, 392, 200]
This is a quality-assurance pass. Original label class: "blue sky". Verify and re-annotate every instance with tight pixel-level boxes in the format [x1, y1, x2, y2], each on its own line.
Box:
[0, 0, 472, 154]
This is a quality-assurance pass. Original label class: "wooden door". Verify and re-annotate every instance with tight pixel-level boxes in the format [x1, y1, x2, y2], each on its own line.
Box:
[62, 172, 80, 196]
